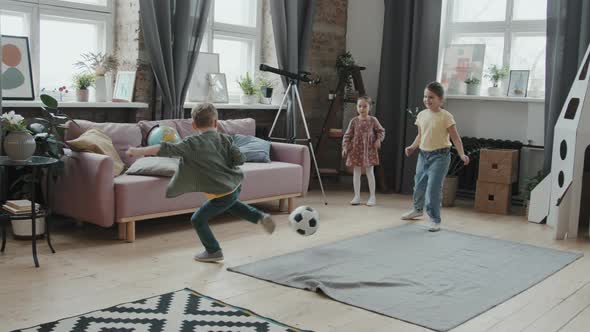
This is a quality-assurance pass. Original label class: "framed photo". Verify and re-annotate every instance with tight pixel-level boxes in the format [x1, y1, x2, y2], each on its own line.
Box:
[441, 44, 486, 95]
[207, 73, 229, 103]
[112, 71, 136, 102]
[507, 70, 530, 97]
[188, 52, 220, 102]
[1, 35, 34, 100]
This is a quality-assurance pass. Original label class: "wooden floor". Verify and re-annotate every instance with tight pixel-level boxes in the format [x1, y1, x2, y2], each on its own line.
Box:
[1, 189, 589, 332]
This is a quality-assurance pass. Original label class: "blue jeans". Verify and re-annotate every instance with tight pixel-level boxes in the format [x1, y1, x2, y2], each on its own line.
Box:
[190, 185, 262, 253]
[413, 149, 451, 224]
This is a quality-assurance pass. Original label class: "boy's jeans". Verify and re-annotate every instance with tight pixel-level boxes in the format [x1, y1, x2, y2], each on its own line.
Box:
[191, 185, 262, 253]
[413, 148, 451, 224]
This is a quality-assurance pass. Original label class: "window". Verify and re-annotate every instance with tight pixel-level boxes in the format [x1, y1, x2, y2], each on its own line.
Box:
[195, 0, 261, 101]
[0, 0, 113, 100]
[439, 0, 547, 98]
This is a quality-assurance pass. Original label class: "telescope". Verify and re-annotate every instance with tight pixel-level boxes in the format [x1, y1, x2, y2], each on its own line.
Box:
[259, 64, 320, 85]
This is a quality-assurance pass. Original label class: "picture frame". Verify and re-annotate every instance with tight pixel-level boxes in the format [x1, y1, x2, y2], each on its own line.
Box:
[441, 44, 486, 95]
[507, 70, 530, 97]
[188, 52, 220, 102]
[112, 71, 136, 102]
[207, 73, 229, 103]
[1, 35, 35, 100]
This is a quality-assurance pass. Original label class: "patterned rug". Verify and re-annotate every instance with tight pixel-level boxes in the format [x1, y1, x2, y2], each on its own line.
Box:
[14, 288, 311, 332]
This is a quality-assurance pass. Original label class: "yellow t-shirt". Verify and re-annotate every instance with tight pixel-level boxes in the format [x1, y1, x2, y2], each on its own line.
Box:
[204, 186, 239, 200]
[415, 109, 456, 151]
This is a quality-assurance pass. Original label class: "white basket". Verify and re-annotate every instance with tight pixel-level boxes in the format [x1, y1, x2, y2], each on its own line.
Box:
[11, 217, 45, 237]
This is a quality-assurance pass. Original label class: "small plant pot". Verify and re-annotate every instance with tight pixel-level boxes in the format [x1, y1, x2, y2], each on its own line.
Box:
[488, 86, 501, 96]
[442, 176, 458, 207]
[12, 217, 45, 239]
[261, 87, 273, 98]
[466, 84, 480, 95]
[76, 89, 89, 102]
[240, 94, 257, 105]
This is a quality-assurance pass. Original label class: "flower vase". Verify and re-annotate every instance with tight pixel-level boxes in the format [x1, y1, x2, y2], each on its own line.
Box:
[488, 86, 501, 96]
[95, 75, 107, 102]
[3, 130, 36, 161]
[466, 84, 480, 96]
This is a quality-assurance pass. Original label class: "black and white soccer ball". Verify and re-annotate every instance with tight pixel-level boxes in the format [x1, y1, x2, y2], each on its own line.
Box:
[288, 206, 319, 236]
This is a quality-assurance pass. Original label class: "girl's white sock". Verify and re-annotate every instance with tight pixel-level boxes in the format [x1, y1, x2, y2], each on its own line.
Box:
[366, 166, 376, 199]
[351, 166, 362, 204]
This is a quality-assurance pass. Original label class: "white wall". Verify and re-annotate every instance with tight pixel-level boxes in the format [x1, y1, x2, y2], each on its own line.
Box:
[346, 0, 384, 100]
[447, 97, 546, 189]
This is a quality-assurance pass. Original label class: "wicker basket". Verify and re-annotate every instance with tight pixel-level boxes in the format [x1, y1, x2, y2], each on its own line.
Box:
[442, 176, 458, 207]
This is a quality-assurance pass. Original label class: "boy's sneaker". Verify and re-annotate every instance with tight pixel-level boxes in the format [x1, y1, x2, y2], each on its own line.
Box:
[194, 250, 224, 262]
[401, 210, 423, 220]
[366, 196, 376, 206]
[428, 221, 441, 232]
[350, 196, 361, 205]
[260, 213, 275, 234]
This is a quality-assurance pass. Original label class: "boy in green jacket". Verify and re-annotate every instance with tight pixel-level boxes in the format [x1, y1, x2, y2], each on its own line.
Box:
[127, 103, 275, 262]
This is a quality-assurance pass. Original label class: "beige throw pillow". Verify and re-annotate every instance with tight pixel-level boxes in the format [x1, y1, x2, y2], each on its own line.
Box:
[125, 157, 179, 177]
[66, 128, 125, 176]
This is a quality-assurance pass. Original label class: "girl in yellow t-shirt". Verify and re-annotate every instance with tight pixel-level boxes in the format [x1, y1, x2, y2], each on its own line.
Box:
[402, 82, 469, 232]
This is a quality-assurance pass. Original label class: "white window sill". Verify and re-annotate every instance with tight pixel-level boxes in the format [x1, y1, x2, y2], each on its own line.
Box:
[2, 101, 148, 108]
[446, 95, 545, 103]
[184, 102, 285, 110]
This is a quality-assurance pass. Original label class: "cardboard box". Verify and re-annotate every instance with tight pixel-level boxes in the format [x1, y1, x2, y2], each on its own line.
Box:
[475, 180, 511, 214]
[478, 149, 519, 184]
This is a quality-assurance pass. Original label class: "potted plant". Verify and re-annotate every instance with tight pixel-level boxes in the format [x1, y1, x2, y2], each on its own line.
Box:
[74, 52, 118, 102]
[1, 111, 36, 161]
[523, 170, 545, 216]
[485, 65, 509, 96]
[464, 77, 481, 95]
[73, 73, 95, 102]
[237, 72, 257, 104]
[336, 52, 356, 97]
[257, 74, 276, 104]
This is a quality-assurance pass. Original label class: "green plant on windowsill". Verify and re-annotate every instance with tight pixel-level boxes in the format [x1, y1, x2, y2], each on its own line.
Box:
[73, 73, 95, 90]
[237, 72, 257, 96]
[464, 77, 481, 85]
[485, 65, 510, 88]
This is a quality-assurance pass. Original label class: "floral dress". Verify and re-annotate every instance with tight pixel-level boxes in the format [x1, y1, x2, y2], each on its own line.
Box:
[342, 116, 386, 168]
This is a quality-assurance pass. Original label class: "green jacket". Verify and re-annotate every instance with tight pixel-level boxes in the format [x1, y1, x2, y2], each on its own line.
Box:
[157, 130, 244, 198]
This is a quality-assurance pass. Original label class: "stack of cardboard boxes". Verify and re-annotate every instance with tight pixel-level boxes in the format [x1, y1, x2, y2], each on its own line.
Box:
[475, 149, 519, 214]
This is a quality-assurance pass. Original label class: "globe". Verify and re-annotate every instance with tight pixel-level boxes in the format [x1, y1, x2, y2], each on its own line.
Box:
[147, 125, 181, 146]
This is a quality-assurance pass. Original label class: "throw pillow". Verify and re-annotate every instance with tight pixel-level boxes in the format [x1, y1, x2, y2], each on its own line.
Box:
[66, 128, 125, 176]
[125, 157, 179, 177]
[232, 134, 271, 163]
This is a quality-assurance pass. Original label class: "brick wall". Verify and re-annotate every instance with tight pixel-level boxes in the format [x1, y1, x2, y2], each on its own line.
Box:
[114, 0, 154, 122]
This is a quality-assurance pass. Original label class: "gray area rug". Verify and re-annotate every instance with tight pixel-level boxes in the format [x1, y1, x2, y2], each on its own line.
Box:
[229, 224, 582, 331]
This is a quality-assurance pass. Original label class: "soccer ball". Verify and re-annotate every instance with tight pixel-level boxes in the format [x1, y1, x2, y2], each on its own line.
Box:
[288, 206, 319, 236]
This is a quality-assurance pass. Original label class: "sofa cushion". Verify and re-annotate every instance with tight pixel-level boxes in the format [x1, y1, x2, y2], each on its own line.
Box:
[66, 129, 125, 176]
[125, 157, 179, 177]
[114, 175, 207, 220]
[114, 161, 302, 220]
[239, 162, 303, 201]
[175, 118, 256, 138]
[65, 120, 142, 166]
[232, 134, 271, 163]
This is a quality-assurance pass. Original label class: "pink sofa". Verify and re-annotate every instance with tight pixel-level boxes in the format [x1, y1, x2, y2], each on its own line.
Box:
[52, 118, 310, 242]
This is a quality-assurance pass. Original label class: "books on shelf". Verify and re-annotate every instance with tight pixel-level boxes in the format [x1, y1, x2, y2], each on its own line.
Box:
[2, 200, 40, 215]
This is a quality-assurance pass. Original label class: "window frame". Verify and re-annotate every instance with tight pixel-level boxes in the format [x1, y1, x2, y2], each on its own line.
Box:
[0, 0, 114, 96]
[438, 0, 546, 96]
[200, 0, 262, 102]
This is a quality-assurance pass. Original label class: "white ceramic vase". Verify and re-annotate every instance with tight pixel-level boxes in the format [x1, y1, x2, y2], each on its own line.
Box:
[3, 130, 36, 161]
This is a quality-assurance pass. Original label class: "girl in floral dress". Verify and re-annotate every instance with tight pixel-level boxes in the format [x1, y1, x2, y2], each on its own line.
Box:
[342, 96, 385, 206]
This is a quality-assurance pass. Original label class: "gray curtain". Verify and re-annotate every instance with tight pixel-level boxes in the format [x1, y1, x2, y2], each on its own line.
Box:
[376, 0, 442, 193]
[544, 0, 590, 173]
[139, 0, 211, 119]
[269, 0, 316, 141]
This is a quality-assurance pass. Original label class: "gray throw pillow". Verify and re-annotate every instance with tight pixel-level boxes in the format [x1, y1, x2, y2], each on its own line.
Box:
[125, 157, 179, 177]
[232, 134, 271, 163]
